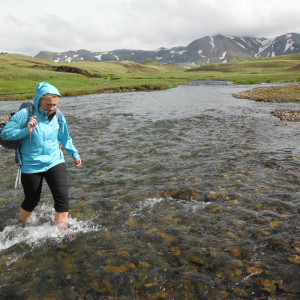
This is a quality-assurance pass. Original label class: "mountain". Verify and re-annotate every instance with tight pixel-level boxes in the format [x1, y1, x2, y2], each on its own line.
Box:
[35, 33, 300, 66]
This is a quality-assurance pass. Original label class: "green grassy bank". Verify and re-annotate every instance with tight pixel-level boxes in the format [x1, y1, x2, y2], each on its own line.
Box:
[185, 53, 300, 84]
[0, 53, 300, 101]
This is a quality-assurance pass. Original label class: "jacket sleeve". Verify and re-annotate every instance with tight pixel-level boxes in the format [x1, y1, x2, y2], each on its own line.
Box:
[58, 114, 80, 160]
[0, 109, 30, 141]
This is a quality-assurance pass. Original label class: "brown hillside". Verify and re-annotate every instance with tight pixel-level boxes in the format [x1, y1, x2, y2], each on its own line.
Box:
[285, 64, 300, 72]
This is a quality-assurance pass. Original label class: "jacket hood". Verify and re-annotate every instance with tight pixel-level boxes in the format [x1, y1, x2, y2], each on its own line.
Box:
[33, 82, 61, 110]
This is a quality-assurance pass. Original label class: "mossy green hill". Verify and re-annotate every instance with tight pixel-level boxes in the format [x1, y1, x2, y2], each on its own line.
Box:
[0, 53, 300, 101]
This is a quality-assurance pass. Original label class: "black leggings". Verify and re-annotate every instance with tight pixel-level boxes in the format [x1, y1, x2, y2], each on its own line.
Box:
[21, 163, 69, 213]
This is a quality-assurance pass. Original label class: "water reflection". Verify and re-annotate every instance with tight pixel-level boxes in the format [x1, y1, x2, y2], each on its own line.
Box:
[0, 84, 300, 299]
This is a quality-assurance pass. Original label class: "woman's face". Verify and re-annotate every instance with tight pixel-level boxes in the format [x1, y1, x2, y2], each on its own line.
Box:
[40, 96, 59, 114]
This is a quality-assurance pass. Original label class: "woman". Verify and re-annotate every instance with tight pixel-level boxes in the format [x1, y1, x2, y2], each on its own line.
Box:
[1, 82, 81, 230]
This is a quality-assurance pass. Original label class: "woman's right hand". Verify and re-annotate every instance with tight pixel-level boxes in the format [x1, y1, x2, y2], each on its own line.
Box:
[27, 116, 38, 132]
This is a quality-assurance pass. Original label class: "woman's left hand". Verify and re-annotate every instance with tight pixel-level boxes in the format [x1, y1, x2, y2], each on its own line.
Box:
[75, 158, 81, 167]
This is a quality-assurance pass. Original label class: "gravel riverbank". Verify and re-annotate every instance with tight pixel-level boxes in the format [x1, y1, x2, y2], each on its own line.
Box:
[233, 83, 300, 122]
[232, 83, 300, 103]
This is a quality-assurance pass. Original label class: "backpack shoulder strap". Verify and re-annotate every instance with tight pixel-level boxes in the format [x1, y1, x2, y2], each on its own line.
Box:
[56, 108, 63, 132]
[25, 105, 35, 125]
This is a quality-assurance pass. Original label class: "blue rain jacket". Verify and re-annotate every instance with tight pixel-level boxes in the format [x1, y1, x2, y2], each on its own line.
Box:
[1, 82, 80, 174]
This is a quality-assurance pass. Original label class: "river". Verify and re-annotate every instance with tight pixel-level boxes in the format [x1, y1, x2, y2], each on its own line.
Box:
[0, 82, 300, 299]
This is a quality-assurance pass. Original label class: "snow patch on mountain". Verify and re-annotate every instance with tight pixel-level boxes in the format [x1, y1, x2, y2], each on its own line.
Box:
[65, 57, 72, 63]
[219, 52, 226, 59]
[241, 38, 252, 47]
[226, 36, 234, 39]
[222, 60, 227, 63]
[198, 50, 206, 57]
[272, 51, 276, 57]
[155, 56, 162, 60]
[73, 54, 78, 58]
[256, 38, 276, 56]
[95, 55, 102, 61]
[251, 39, 258, 44]
[54, 58, 60, 62]
[286, 33, 292, 38]
[234, 41, 247, 49]
[80, 57, 84, 61]
[177, 50, 187, 55]
[170, 51, 174, 53]
[114, 55, 119, 60]
[285, 39, 295, 52]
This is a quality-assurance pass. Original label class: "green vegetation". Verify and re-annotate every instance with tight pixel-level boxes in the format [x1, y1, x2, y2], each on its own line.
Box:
[185, 53, 300, 84]
[0, 53, 300, 100]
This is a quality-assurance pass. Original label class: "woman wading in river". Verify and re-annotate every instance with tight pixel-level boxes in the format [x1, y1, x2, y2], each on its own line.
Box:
[1, 82, 81, 231]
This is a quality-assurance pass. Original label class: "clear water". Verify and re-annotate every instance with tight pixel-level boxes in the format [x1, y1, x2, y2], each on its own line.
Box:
[0, 83, 300, 299]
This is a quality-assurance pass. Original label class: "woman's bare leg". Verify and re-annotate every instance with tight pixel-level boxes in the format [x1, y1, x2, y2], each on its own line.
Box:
[56, 212, 69, 231]
[20, 207, 32, 223]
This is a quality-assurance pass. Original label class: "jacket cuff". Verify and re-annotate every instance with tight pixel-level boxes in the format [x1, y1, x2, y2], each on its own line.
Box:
[72, 153, 80, 160]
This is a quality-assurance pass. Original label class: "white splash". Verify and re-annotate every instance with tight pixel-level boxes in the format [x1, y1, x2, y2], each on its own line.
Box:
[130, 197, 210, 217]
[0, 204, 99, 254]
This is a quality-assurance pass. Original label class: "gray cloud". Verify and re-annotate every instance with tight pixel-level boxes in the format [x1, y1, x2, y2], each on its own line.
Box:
[1, 0, 300, 56]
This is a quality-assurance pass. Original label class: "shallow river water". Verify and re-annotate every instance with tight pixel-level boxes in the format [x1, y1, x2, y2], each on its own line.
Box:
[1, 83, 300, 299]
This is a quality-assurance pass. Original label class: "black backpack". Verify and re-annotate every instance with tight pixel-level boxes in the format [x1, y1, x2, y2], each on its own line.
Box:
[0, 102, 35, 150]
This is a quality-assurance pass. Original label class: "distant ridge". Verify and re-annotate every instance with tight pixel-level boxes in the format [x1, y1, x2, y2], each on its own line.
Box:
[35, 33, 300, 66]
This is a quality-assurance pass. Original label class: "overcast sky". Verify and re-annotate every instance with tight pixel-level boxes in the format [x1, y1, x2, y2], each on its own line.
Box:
[1, 0, 300, 56]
